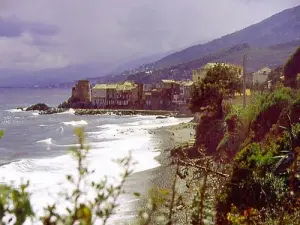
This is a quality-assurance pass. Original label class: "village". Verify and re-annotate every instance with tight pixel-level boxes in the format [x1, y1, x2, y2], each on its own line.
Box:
[68, 62, 275, 113]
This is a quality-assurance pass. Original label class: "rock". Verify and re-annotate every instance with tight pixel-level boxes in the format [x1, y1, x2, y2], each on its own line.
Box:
[16, 107, 25, 111]
[156, 116, 167, 119]
[39, 108, 66, 115]
[26, 103, 50, 111]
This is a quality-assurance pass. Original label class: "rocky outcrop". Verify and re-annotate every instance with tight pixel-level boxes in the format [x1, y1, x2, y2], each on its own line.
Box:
[39, 108, 67, 115]
[16, 107, 25, 111]
[25, 103, 68, 115]
[58, 97, 93, 109]
[26, 103, 50, 111]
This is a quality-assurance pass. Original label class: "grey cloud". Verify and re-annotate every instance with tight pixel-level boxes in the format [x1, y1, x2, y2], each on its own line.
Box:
[0, 0, 299, 71]
[0, 17, 58, 37]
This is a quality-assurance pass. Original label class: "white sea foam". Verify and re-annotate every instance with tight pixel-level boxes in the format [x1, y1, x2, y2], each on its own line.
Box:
[0, 116, 192, 224]
[62, 120, 88, 126]
[32, 112, 39, 116]
[5, 108, 23, 113]
[37, 138, 53, 145]
[58, 108, 75, 115]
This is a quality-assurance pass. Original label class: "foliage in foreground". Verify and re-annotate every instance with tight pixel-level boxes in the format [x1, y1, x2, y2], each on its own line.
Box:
[214, 87, 300, 224]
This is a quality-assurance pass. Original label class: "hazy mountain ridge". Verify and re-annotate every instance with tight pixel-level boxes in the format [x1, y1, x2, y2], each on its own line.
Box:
[125, 40, 300, 84]
[139, 5, 300, 70]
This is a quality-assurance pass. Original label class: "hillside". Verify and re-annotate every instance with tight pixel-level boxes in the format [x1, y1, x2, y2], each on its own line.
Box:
[139, 5, 300, 70]
[126, 40, 300, 83]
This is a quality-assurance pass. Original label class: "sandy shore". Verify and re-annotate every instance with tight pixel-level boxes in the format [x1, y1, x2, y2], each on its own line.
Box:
[111, 121, 195, 224]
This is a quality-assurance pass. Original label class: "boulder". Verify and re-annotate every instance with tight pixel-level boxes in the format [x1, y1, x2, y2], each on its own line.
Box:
[26, 103, 50, 111]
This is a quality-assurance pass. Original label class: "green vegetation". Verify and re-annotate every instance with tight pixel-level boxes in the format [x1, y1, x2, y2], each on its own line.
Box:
[267, 66, 283, 89]
[174, 48, 300, 224]
[190, 63, 241, 118]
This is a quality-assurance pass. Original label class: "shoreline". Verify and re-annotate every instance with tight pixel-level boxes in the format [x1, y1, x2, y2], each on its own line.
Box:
[112, 121, 195, 224]
[74, 108, 180, 116]
[21, 103, 193, 117]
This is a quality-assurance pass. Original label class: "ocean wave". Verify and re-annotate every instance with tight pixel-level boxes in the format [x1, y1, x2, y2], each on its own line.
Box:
[97, 124, 119, 129]
[39, 124, 53, 127]
[32, 112, 39, 116]
[5, 108, 23, 113]
[62, 120, 88, 126]
[58, 108, 75, 115]
[37, 138, 53, 145]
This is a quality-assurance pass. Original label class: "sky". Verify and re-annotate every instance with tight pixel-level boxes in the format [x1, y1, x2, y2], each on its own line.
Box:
[0, 0, 299, 72]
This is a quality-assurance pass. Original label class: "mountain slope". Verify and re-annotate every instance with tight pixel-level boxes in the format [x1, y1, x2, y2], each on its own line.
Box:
[126, 41, 300, 83]
[149, 5, 300, 69]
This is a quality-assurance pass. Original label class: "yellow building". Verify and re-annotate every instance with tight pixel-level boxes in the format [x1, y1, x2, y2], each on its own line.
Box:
[192, 63, 243, 83]
[234, 89, 251, 96]
[91, 81, 142, 108]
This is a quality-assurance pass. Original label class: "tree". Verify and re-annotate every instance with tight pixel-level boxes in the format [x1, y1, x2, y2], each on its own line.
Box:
[284, 47, 300, 88]
[267, 66, 283, 89]
[189, 63, 241, 118]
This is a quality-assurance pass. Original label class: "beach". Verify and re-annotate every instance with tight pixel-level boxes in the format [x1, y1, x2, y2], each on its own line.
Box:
[112, 121, 195, 224]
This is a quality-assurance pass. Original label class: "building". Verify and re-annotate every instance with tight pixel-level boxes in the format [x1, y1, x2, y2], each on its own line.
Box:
[161, 80, 180, 110]
[143, 89, 164, 110]
[91, 81, 142, 109]
[115, 81, 140, 108]
[252, 67, 272, 85]
[91, 84, 112, 108]
[179, 81, 193, 104]
[71, 80, 91, 103]
[192, 63, 243, 83]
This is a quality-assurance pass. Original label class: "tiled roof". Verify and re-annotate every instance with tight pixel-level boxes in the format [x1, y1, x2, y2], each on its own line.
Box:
[92, 81, 137, 91]
[180, 81, 194, 86]
[162, 79, 177, 84]
[92, 84, 118, 89]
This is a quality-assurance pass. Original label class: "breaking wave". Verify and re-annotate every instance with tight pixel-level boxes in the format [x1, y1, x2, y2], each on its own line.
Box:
[62, 120, 88, 126]
[5, 108, 23, 113]
[37, 138, 53, 145]
[58, 108, 75, 115]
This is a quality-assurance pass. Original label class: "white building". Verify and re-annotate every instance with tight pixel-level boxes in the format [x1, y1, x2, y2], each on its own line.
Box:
[252, 67, 272, 85]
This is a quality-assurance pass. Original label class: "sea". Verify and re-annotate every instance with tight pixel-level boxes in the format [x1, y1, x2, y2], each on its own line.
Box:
[0, 88, 192, 224]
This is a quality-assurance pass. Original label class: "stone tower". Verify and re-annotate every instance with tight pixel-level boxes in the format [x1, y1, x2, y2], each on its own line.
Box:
[71, 80, 91, 103]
